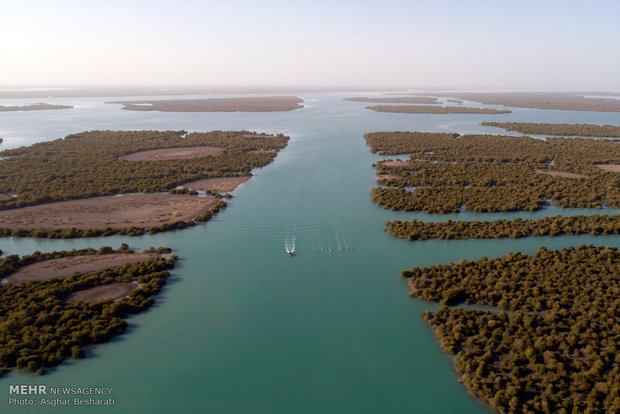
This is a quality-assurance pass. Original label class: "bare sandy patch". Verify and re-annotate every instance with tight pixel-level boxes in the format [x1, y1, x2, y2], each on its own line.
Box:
[382, 160, 411, 167]
[122, 146, 224, 161]
[5, 253, 160, 284]
[242, 134, 273, 138]
[0, 194, 219, 230]
[65, 282, 139, 303]
[594, 164, 620, 172]
[376, 174, 400, 181]
[184, 176, 251, 193]
[0, 193, 14, 201]
[534, 169, 589, 179]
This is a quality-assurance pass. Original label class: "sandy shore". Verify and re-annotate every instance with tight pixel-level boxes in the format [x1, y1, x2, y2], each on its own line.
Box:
[4, 253, 161, 284]
[382, 160, 411, 167]
[122, 146, 224, 161]
[0, 194, 219, 230]
[242, 133, 274, 138]
[594, 164, 620, 172]
[184, 176, 251, 193]
[65, 282, 139, 303]
[534, 169, 589, 179]
[376, 174, 401, 181]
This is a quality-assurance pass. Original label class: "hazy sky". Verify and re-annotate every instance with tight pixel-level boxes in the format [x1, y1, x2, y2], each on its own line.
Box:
[1, 0, 619, 90]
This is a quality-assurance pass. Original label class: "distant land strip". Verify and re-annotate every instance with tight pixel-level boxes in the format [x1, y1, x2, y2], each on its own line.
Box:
[110, 96, 304, 112]
[0, 103, 73, 111]
[481, 122, 620, 137]
[433, 92, 620, 112]
[345, 96, 438, 104]
[366, 105, 511, 114]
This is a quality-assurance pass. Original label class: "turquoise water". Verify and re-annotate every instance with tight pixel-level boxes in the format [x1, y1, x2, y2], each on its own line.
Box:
[0, 94, 619, 413]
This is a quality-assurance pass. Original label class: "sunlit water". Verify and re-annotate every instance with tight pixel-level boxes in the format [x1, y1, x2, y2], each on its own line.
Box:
[1, 94, 618, 413]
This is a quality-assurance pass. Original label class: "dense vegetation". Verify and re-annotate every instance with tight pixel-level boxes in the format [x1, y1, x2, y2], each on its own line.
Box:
[168, 187, 199, 195]
[367, 132, 620, 212]
[0, 245, 177, 376]
[0, 103, 73, 111]
[0, 130, 288, 209]
[365, 132, 459, 155]
[386, 214, 620, 240]
[111, 96, 304, 112]
[0, 199, 227, 239]
[481, 122, 620, 137]
[402, 245, 619, 413]
[435, 92, 620, 112]
[345, 96, 438, 104]
[366, 105, 511, 114]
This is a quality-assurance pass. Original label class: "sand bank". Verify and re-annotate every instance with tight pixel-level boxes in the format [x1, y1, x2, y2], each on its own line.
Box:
[376, 174, 401, 181]
[65, 283, 139, 303]
[0, 194, 219, 230]
[122, 146, 224, 161]
[4, 253, 161, 284]
[382, 160, 411, 167]
[534, 169, 589, 179]
[594, 164, 620, 172]
[184, 176, 251, 193]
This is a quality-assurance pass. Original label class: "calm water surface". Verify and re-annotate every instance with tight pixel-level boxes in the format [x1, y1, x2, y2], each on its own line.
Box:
[1, 94, 618, 413]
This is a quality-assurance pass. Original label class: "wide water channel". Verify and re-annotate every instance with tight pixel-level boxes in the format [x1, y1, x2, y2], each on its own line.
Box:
[0, 93, 619, 413]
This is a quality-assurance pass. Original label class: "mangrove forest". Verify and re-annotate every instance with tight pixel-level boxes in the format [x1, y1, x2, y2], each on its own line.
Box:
[481, 122, 620, 138]
[402, 245, 619, 414]
[366, 132, 620, 212]
[0, 245, 177, 376]
[385, 214, 620, 240]
[0, 130, 289, 209]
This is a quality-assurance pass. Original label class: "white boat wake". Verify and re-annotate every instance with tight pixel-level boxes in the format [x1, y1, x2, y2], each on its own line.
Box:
[285, 236, 296, 255]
